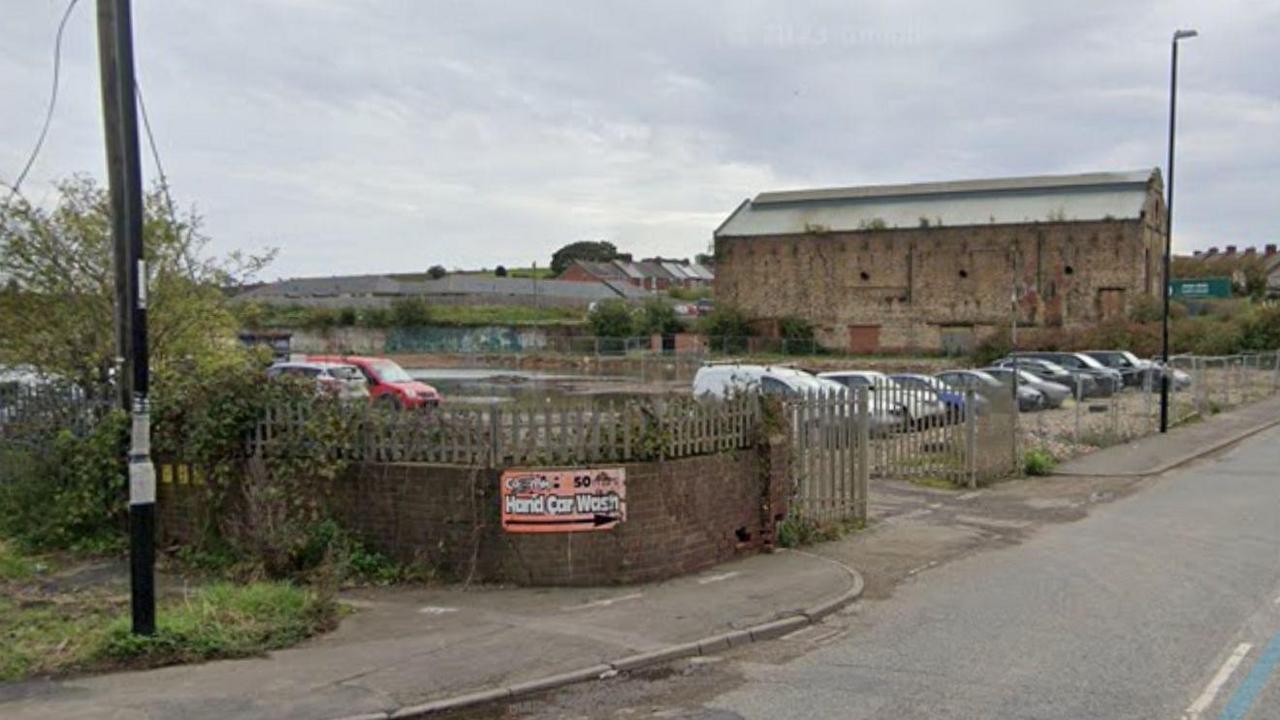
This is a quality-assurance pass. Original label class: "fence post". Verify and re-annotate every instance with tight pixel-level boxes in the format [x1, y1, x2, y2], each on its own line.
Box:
[488, 402, 502, 469]
[1144, 368, 1153, 434]
[856, 388, 870, 522]
[1073, 382, 1082, 447]
[1274, 351, 1280, 395]
[965, 389, 977, 489]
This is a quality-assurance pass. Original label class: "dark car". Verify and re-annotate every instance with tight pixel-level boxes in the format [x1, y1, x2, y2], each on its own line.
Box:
[890, 373, 985, 421]
[1083, 350, 1192, 391]
[935, 369, 1044, 412]
[1007, 352, 1122, 396]
[991, 357, 1099, 399]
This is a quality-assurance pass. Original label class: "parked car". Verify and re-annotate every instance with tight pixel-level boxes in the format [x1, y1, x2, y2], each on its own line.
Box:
[691, 364, 905, 433]
[888, 373, 985, 421]
[980, 367, 1071, 408]
[936, 369, 1044, 412]
[267, 361, 370, 401]
[1083, 350, 1193, 391]
[1007, 352, 1122, 396]
[991, 357, 1099, 399]
[307, 355, 442, 408]
[819, 371, 948, 428]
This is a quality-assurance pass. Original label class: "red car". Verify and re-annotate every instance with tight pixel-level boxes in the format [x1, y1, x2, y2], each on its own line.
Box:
[306, 355, 442, 409]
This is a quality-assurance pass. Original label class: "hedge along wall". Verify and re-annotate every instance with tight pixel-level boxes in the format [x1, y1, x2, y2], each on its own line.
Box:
[156, 435, 791, 586]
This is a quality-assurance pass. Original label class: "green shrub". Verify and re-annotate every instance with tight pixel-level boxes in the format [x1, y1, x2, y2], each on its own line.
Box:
[0, 411, 128, 553]
[635, 298, 681, 336]
[588, 299, 635, 338]
[1023, 448, 1057, 476]
[779, 316, 817, 355]
[390, 297, 433, 327]
[699, 306, 753, 353]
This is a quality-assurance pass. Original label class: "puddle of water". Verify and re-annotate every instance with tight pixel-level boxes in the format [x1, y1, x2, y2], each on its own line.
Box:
[407, 366, 650, 407]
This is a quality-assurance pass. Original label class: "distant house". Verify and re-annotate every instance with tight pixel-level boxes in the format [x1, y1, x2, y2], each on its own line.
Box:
[1177, 244, 1280, 297]
[559, 258, 714, 291]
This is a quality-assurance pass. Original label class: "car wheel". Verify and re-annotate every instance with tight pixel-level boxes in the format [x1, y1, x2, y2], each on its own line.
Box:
[377, 395, 402, 412]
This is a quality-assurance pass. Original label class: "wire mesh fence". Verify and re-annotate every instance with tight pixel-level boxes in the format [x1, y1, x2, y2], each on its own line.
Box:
[1019, 351, 1280, 460]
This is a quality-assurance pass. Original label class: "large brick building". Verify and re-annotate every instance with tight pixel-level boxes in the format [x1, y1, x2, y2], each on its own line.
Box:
[714, 169, 1167, 353]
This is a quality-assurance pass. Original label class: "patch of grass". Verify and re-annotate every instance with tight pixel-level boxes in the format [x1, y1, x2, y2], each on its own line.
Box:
[95, 582, 337, 670]
[1023, 448, 1057, 476]
[0, 540, 38, 582]
[0, 578, 337, 681]
[777, 513, 865, 548]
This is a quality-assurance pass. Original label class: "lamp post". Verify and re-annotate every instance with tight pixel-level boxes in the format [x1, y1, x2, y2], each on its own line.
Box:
[1160, 28, 1197, 433]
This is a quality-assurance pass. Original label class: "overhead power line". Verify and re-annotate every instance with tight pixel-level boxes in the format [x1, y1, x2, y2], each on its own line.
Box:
[5, 0, 83, 205]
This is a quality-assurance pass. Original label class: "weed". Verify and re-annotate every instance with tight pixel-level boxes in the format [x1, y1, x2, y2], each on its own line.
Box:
[1023, 448, 1057, 476]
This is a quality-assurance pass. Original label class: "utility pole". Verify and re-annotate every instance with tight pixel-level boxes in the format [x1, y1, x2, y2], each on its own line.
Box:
[96, 0, 156, 635]
[1160, 29, 1198, 433]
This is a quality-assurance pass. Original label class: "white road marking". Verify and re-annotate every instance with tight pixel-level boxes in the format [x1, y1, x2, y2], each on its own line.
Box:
[1273, 594, 1280, 605]
[956, 491, 983, 501]
[562, 592, 643, 611]
[697, 571, 741, 585]
[1184, 642, 1253, 719]
[417, 606, 458, 615]
[906, 561, 938, 577]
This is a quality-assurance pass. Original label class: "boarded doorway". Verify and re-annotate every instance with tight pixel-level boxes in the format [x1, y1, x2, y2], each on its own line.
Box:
[1097, 288, 1126, 320]
[847, 325, 881, 354]
[939, 326, 976, 356]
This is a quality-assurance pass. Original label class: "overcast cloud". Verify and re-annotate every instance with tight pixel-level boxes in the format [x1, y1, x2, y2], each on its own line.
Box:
[1, 0, 1276, 278]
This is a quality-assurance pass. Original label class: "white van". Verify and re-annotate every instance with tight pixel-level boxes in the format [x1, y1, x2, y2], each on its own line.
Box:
[692, 364, 835, 399]
[692, 364, 906, 433]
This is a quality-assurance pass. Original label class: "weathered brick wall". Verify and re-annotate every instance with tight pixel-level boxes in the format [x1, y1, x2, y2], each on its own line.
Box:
[157, 437, 790, 587]
[716, 206, 1166, 353]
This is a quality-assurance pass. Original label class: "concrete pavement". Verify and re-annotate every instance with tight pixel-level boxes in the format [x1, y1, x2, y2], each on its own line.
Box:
[0, 548, 859, 720]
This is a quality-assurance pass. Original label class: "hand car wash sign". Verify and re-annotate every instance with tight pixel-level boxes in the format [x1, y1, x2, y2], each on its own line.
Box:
[501, 468, 626, 533]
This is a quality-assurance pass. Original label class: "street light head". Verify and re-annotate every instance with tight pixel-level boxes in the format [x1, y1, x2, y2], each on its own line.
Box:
[1174, 29, 1199, 41]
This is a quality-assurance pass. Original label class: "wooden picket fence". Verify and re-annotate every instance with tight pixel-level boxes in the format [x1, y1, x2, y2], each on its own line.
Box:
[249, 394, 762, 467]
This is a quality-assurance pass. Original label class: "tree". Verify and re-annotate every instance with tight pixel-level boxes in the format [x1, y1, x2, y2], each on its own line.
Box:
[588, 300, 635, 338]
[494, 265, 508, 277]
[0, 177, 271, 387]
[427, 265, 448, 280]
[550, 240, 620, 276]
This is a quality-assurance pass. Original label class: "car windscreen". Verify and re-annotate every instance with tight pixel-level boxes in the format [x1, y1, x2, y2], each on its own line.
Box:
[1073, 354, 1108, 370]
[370, 360, 413, 383]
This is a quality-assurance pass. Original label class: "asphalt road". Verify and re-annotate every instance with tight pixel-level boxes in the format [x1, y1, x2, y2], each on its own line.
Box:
[701, 426, 1280, 719]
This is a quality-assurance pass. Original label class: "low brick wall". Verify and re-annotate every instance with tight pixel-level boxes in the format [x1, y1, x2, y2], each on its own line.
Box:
[156, 438, 790, 587]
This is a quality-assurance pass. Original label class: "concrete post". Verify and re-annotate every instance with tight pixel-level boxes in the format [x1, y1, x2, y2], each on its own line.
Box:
[965, 389, 978, 489]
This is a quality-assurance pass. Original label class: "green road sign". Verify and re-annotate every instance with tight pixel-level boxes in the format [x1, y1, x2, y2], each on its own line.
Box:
[1169, 277, 1232, 299]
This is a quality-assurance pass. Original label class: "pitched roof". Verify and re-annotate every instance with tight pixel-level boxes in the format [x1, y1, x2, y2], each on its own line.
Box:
[716, 169, 1160, 237]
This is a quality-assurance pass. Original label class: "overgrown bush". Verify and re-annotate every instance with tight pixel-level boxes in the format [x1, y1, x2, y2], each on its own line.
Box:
[0, 411, 128, 553]
[635, 298, 681, 336]
[779, 316, 817, 355]
[588, 299, 635, 338]
[390, 297, 433, 327]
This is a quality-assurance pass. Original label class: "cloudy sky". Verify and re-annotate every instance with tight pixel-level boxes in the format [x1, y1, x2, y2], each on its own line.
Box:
[1, 0, 1276, 279]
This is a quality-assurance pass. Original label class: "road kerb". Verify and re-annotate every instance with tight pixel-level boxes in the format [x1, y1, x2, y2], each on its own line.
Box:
[377, 556, 864, 719]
